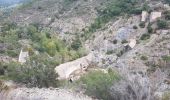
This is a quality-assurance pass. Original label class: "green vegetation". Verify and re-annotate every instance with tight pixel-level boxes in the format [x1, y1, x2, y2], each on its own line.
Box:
[113, 39, 118, 44]
[84, 0, 141, 39]
[157, 20, 168, 29]
[121, 39, 128, 44]
[0, 21, 86, 62]
[0, 21, 87, 88]
[140, 34, 150, 40]
[164, 10, 170, 20]
[133, 25, 138, 29]
[0, 22, 21, 57]
[106, 50, 114, 55]
[140, 55, 148, 60]
[162, 55, 170, 61]
[162, 92, 170, 100]
[2, 54, 59, 88]
[77, 69, 120, 100]
[147, 23, 153, 33]
[142, 2, 151, 12]
[139, 22, 145, 28]
[71, 36, 82, 50]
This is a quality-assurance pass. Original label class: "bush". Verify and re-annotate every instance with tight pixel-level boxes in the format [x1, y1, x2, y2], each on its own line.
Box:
[133, 25, 138, 29]
[140, 34, 150, 40]
[140, 55, 148, 60]
[130, 8, 142, 15]
[139, 22, 145, 28]
[71, 37, 82, 50]
[106, 50, 114, 55]
[164, 11, 170, 20]
[162, 92, 170, 100]
[142, 3, 150, 12]
[113, 39, 118, 44]
[121, 39, 128, 44]
[162, 55, 170, 61]
[77, 69, 120, 100]
[157, 20, 168, 29]
[147, 23, 153, 33]
[6, 55, 59, 88]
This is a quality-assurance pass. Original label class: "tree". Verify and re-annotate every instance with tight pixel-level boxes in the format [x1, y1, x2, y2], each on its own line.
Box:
[157, 20, 168, 29]
[77, 70, 120, 100]
[71, 36, 82, 50]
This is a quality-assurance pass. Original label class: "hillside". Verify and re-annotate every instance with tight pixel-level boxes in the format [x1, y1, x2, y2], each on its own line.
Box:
[0, 0, 170, 100]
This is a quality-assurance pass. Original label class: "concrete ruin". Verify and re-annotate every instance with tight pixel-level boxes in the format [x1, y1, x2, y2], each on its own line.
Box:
[141, 11, 148, 22]
[124, 39, 136, 51]
[55, 54, 93, 80]
[150, 12, 162, 22]
[18, 49, 29, 64]
[128, 39, 136, 49]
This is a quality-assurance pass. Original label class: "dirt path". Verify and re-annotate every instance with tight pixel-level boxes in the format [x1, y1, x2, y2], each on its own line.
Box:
[0, 88, 92, 100]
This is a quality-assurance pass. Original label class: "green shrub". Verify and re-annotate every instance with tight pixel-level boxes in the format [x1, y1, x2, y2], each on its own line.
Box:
[139, 22, 145, 28]
[164, 10, 170, 20]
[130, 8, 142, 15]
[140, 55, 148, 60]
[6, 55, 59, 88]
[133, 25, 138, 29]
[162, 55, 170, 61]
[113, 39, 118, 44]
[77, 70, 120, 100]
[121, 39, 128, 44]
[142, 3, 150, 12]
[140, 34, 150, 40]
[84, 0, 140, 38]
[157, 20, 168, 29]
[106, 50, 114, 55]
[147, 23, 153, 33]
[71, 37, 82, 50]
[162, 92, 170, 100]
[6, 50, 18, 57]
[44, 40, 57, 56]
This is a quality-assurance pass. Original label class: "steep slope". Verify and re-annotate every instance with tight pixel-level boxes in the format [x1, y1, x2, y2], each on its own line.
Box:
[1, 0, 170, 100]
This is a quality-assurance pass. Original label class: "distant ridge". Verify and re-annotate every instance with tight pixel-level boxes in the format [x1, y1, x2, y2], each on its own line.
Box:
[0, 0, 28, 7]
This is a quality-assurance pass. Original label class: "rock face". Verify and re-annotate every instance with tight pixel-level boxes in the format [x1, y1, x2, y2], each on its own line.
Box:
[55, 54, 93, 80]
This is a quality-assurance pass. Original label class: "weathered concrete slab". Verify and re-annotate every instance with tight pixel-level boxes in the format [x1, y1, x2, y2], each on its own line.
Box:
[18, 49, 29, 64]
[150, 12, 162, 22]
[141, 11, 148, 22]
[55, 54, 93, 80]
